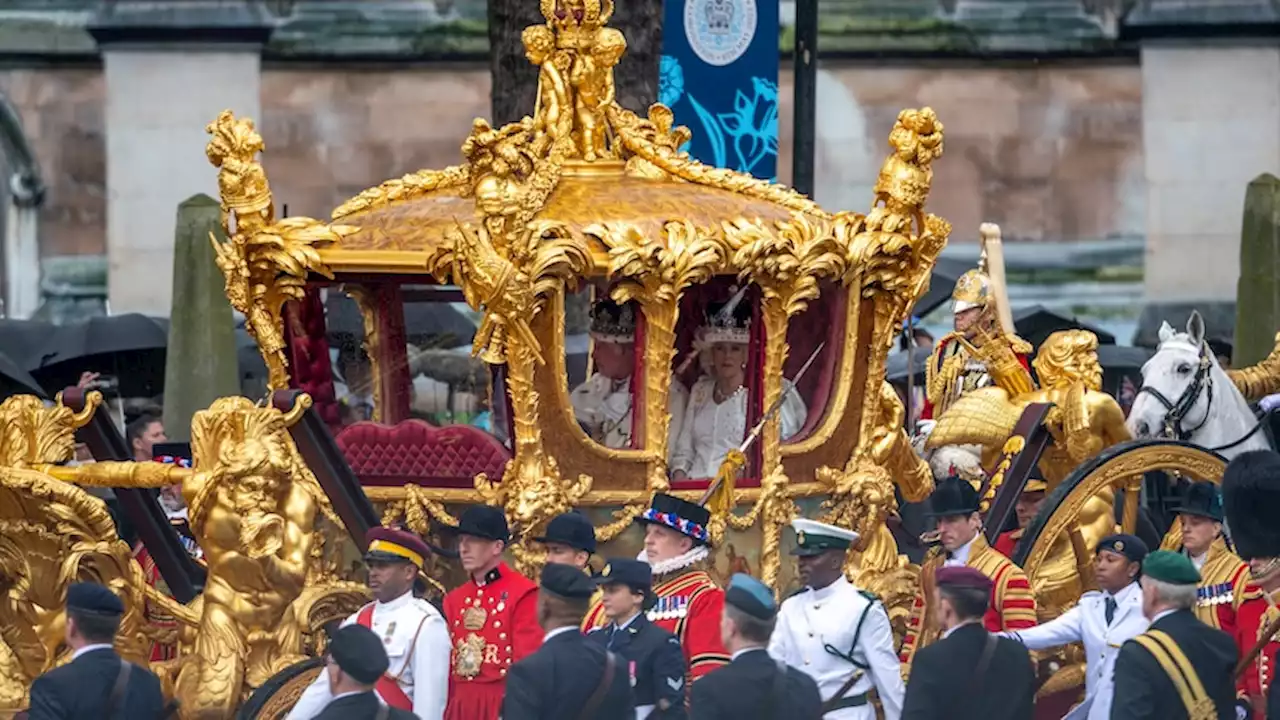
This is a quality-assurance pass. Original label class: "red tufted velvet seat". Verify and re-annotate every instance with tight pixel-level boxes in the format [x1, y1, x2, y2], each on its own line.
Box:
[336, 419, 510, 487]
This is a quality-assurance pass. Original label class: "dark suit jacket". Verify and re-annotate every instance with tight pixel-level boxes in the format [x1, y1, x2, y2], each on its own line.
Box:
[901, 623, 1034, 720]
[501, 628, 634, 720]
[688, 648, 822, 720]
[313, 691, 418, 720]
[587, 614, 688, 719]
[1109, 609, 1236, 720]
[27, 647, 165, 720]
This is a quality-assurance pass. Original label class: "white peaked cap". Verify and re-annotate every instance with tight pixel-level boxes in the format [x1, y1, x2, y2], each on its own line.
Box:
[790, 517, 859, 546]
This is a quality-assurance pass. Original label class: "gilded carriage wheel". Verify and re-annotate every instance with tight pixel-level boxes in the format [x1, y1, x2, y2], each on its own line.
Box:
[1013, 439, 1227, 573]
[236, 658, 324, 720]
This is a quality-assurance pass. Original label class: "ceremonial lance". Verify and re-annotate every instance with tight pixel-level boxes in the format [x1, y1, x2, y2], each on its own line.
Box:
[699, 341, 827, 509]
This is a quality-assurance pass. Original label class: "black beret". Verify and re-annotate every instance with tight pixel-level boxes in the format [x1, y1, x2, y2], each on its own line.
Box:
[329, 625, 390, 685]
[541, 562, 596, 600]
[67, 582, 124, 616]
[534, 511, 597, 554]
[1096, 534, 1149, 564]
[457, 505, 510, 543]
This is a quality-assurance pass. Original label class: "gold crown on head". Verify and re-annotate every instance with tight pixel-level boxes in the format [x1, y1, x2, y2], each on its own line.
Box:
[951, 268, 990, 309]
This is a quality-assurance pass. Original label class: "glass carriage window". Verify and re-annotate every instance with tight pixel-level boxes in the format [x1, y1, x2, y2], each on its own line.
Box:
[669, 281, 765, 484]
[781, 280, 845, 444]
[569, 285, 648, 451]
[400, 285, 496, 430]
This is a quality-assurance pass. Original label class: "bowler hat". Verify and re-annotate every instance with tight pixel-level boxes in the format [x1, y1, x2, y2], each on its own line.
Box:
[1172, 481, 1224, 522]
[636, 492, 712, 546]
[925, 476, 981, 518]
[328, 625, 390, 685]
[1223, 450, 1280, 560]
[457, 505, 511, 543]
[534, 511, 597, 554]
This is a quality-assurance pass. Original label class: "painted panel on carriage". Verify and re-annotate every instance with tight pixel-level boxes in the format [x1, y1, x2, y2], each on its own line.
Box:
[660, 0, 779, 181]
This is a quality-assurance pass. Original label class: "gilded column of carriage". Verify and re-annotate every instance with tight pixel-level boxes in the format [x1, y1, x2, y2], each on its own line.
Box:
[205, 111, 358, 392]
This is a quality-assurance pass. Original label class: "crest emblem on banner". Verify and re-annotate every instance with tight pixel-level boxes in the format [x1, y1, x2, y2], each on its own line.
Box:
[685, 0, 757, 67]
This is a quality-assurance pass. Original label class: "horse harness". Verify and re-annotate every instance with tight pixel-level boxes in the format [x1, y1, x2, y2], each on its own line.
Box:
[1137, 341, 1214, 442]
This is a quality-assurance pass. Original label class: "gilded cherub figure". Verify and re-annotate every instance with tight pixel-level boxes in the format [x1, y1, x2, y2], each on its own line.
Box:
[864, 108, 944, 236]
[570, 27, 626, 160]
[523, 24, 571, 147]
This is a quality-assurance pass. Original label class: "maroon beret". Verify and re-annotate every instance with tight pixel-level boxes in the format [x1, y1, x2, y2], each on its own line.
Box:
[934, 565, 993, 594]
[365, 526, 433, 568]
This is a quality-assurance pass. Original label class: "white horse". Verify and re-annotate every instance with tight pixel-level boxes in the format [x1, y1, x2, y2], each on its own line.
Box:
[1126, 311, 1271, 460]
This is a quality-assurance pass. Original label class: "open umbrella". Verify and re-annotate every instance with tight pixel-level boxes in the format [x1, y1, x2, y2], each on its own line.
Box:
[911, 257, 978, 319]
[0, 317, 55, 368]
[886, 345, 934, 384]
[324, 293, 476, 348]
[0, 349, 45, 398]
[29, 314, 170, 398]
[1012, 305, 1116, 349]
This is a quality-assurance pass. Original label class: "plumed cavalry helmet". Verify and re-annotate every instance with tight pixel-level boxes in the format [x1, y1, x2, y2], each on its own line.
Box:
[951, 268, 991, 315]
[1222, 450, 1280, 560]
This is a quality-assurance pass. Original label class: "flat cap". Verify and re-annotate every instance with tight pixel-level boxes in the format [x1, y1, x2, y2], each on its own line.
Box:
[725, 573, 777, 620]
[934, 566, 993, 594]
[67, 582, 124, 616]
[534, 511, 597, 554]
[1096, 534, 1149, 565]
[1142, 550, 1201, 586]
[791, 518, 859, 557]
[365, 526, 433, 568]
[457, 505, 511, 543]
[328, 624, 390, 685]
[541, 562, 596, 600]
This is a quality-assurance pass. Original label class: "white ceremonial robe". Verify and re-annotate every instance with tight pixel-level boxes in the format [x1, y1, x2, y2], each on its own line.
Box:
[670, 377, 807, 479]
[768, 576, 904, 720]
[286, 590, 450, 720]
[1003, 581, 1147, 720]
[570, 373, 688, 457]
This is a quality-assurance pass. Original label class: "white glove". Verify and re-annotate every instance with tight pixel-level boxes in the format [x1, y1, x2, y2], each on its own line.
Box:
[914, 419, 937, 440]
[1261, 393, 1280, 413]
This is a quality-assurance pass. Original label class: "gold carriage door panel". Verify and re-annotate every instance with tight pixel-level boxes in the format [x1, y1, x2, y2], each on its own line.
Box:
[533, 287, 650, 493]
[782, 286, 869, 482]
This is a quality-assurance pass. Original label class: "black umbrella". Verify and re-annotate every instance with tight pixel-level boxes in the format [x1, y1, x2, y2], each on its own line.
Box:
[0, 317, 55, 368]
[1012, 305, 1116, 349]
[911, 257, 978, 319]
[886, 345, 934, 384]
[324, 293, 476, 348]
[0, 349, 45, 398]
[29, 314, 170, 398]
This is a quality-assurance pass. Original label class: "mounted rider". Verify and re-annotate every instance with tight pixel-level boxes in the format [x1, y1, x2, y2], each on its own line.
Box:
[917, 224, 1034, 484]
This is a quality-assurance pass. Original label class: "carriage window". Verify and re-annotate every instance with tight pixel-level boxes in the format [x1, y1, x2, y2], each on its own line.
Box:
[669, 280, 764, 483]
[401, 285, 495, 432]
[569, 286, 648, 452]
[781, 281, 844, 444]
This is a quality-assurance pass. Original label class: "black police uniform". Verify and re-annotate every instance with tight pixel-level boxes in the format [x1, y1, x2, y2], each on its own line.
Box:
[1109, 609, 1237, 720]
[314, 624, 418, 720]
[26, 584, 165, 720]
[588, 613, 687, 718]
[688, 574, 822, 720]
[501, 564, 634, 720]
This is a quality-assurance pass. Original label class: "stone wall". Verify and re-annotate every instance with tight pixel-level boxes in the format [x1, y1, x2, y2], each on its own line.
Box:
[0, 58, 1143, 262]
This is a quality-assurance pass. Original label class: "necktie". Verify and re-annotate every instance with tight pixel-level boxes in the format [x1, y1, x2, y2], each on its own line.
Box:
[608, 625, 618, 650]
[1104, 597, 1117, 626]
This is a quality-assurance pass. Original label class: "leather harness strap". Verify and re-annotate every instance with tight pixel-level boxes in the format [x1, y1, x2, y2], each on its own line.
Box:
[105, 659, 133, 719]
[578, 650, 618, 720]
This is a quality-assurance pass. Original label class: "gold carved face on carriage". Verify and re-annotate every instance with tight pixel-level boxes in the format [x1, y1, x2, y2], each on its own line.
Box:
[1033, 330, 1103, 392]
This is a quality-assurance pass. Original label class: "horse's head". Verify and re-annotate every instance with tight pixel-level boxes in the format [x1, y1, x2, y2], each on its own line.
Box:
[1127, 311, 1217, 440]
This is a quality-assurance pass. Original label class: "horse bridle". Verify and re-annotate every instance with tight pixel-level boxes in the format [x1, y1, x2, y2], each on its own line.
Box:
[1136, 341, 1214, 441]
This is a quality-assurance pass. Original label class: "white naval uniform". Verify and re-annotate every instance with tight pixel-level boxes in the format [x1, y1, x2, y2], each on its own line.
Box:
[670, 377, 807, 479]
[1004, 581, 1147, 720]
[570, 372, 689, 457]
[286, 590, 450, 720]
[767, 576, 904, 720]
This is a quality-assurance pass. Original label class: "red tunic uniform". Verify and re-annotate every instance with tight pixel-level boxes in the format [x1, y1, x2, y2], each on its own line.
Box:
[443, 563, 540, 720]
[1233, 585, 1280, 717]
[583, 568, 730, 684]
[900, 535, 1037, 672]
[1191, 542, 1250, 635]
[920, 338, 1030, 420]
[994, 528, 1023, 560]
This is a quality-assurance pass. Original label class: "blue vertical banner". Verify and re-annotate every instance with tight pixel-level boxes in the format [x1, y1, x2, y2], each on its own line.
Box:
[659, 0, 780, 181]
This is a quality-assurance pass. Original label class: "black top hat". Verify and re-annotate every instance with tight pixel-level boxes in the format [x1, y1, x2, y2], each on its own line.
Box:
[1173, 481, 1224, 523]
[636, 492, 712, 545]
[457, 505, 511, 543]
[328, 625, 390, 685]
[67, 582, 124, 616]
[925, 476, 981, 518]
[541, 562, 597, 600]
[534, 511, 597, 554]
[1223, 450, 1280, 560]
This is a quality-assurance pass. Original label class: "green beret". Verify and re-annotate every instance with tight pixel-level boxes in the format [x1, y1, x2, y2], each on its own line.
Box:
[1141, 550, 1201, 585]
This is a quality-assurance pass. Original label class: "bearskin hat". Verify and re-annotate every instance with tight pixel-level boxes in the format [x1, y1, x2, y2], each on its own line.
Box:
[1221, 450, 1280, 560]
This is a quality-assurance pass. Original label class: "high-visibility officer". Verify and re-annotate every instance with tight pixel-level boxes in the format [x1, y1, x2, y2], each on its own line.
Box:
[289, 526, 450, 719]
[769, 519, 904, 719]
[1002, 533, 1149, 719]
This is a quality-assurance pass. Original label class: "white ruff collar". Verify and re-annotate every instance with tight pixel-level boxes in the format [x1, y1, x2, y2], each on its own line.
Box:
[647, 545, 710, 578]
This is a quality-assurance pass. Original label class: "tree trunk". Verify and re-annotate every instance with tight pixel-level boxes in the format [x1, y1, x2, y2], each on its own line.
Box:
[488, 0, 663, 125]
